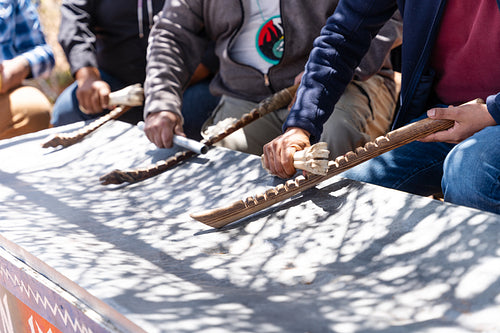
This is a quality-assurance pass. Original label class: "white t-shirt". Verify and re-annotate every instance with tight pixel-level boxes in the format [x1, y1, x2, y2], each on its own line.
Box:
[229, 0, 283, 74]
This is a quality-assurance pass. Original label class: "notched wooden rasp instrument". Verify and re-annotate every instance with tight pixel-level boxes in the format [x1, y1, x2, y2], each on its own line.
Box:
[41, 84, 144, 148]
[99, 83, 299, 185]
[191, 97, 486, 229]
[190, 117, 456, 228]
[41, 105, 132, 148]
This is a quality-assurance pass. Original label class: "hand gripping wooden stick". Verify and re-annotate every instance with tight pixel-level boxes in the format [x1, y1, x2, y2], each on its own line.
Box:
[41, 84, 144, 148]
[261, 142, 330, 176]
[190, 117, 455, 228]
[99, 83, 299, 185]
[137, 121, 208, 155]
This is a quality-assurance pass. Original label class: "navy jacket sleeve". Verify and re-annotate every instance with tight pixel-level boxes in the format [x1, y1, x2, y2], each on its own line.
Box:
[284, 0, 398, 142]
[486, 94, 500, 125]
[486, 0, 500, 125]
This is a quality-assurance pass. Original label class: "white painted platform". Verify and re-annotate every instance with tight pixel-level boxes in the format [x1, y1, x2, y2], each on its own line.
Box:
[0, 121, 499, 333]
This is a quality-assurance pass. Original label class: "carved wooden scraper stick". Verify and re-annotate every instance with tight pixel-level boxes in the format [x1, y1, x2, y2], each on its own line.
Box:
[99, 83, 299, 185]
[190, 117, 457, 228]
[41, 84, 144, 148]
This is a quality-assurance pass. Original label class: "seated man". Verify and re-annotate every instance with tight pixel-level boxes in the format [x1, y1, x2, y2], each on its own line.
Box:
[143, 0, 402, 157]
[0, 0, 54, 140]
[51, 0, 219, 140]
[262, 0, 499, 215]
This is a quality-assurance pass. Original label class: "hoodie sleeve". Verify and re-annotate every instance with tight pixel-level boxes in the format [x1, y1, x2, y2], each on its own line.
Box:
[58, 0, 98, 77]
[144, 0, 210, 120]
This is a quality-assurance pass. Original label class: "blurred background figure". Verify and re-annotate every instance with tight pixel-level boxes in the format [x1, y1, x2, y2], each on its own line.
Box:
[51, 0, 219, 141]
[0, 0, 55, 140]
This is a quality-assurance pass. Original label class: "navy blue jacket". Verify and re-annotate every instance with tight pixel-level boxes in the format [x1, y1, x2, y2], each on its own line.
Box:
[285, 0, 500, 142]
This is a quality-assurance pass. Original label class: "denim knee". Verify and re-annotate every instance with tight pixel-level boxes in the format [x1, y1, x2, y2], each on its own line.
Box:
[442, 127, 500, 214]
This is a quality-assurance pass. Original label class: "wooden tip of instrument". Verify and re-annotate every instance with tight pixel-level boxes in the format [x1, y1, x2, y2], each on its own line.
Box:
[190, 200, 248, 228]
[99, 170, 126, 185]
[41, 135, 61, 148]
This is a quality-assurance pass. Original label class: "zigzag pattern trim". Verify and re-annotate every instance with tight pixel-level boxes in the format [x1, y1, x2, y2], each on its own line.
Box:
[0, 266, 95, 333]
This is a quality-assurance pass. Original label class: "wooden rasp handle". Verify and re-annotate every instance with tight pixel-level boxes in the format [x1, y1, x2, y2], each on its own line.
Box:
[190, 117, 455, 228]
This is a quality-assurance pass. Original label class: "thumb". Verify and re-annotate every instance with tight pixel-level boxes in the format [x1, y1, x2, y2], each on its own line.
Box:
[98, 85, 111, 108]
[427, 105, 460, 121]
[173, 119, 186, 137]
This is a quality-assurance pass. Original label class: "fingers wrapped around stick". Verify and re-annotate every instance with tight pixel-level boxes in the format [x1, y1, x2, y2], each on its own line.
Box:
[261, 142, 329, 176]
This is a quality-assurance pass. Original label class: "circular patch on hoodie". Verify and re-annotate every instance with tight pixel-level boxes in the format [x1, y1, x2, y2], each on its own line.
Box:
[256, 16, 284, 65]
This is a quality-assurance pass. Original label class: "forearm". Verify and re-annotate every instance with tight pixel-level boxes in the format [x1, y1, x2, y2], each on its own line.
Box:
[21, 44, 55, 78]
[75, 66, 101, 83]
[284, 0, 398, 142]
[59, 0, 98, 76]
[144, 0, 207, 120]
[15, 0, 55, 78]
[0, 57, 31, 93]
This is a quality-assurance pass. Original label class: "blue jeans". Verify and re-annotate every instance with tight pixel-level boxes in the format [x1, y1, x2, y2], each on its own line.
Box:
[182, 79, 220, 141]
[51, 71, 219, 140]
[343, 123, 500, 215]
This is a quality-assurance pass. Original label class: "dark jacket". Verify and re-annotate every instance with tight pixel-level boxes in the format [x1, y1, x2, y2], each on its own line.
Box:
[58, 0, 164, 84]
[144, 0, 402, 120]
[285, 0, 500, 142]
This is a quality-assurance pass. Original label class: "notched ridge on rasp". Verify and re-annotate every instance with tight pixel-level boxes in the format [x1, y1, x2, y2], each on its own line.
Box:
[101, 84, 299, 185]
[41, 105, 131, 148]
[100, 150, 196, 185]
[191, 117, 459, 228]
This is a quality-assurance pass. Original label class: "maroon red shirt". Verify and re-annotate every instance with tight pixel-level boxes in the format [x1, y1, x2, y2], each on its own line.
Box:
[431, 0, 500, 105]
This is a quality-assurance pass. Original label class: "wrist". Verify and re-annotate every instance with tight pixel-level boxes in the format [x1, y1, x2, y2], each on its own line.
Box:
[285, 126, 311, 138]
[75, 67, 100, 83]
[17, 57, 31, 78]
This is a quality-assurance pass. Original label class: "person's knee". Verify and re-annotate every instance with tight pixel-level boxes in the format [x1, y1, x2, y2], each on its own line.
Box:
[442, 146, 469, 198]
[321, 111, 370, 158]
[11, 86, 51, 131]
[24, 107, 51, 131]
[442, 135, 500, 213]
[51, 82, 82, 126]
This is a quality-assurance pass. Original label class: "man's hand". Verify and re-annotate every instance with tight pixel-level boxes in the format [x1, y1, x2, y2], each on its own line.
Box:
[420, 102, 497, 143]
[75, 67, 111, 114]
[262, 127, 311, 179]
[144, 111, 185, 148]
[0, 57, 31, 93]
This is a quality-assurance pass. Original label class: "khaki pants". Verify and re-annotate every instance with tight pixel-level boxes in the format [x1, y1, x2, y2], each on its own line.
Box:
[203, 73, 398, 157]
[320, 74, 397, 158]
[0, 86, 52, 140]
